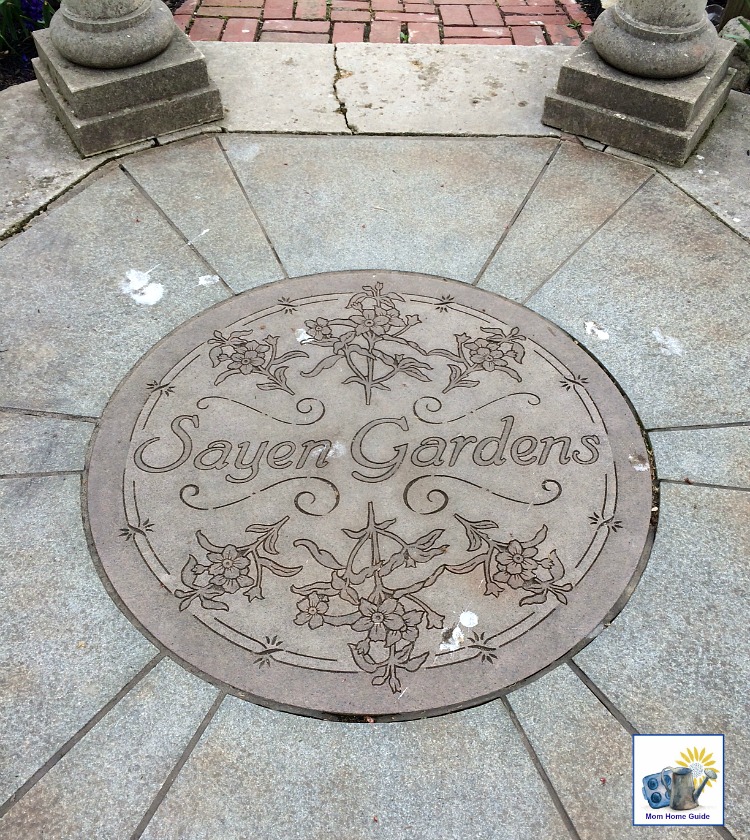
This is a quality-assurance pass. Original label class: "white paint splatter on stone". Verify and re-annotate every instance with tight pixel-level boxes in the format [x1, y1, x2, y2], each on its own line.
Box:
[459, 611, 479, 628]
[198, 275, 220, 286]
[296, 328, 313, 343]
[440, 626, 465, 652]
[326, 442, 347, 460]
[652, 327, 683, 356]
[585, 321, 610, 341]
[122, 269, 164, 306]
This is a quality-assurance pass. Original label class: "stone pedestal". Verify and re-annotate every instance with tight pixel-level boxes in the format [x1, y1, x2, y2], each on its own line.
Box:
[33, 0, 222, 157]
[542, 0, 736, 166]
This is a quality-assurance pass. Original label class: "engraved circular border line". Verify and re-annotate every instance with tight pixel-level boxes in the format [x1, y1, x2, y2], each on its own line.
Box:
[84, 271, 656, 721]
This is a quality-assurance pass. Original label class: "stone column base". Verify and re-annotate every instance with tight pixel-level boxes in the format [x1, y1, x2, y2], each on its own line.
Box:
[542, 40, 736, 166]
[32, 29, 223, 157]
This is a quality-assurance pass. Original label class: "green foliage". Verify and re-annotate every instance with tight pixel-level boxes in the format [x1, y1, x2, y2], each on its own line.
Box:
[726, 17, 750, 48]
[0, 0, 58, 57]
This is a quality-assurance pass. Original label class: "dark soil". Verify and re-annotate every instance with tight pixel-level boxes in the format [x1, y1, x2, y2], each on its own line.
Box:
[578, 0, 603, 22]
[0, 0, 188, 91]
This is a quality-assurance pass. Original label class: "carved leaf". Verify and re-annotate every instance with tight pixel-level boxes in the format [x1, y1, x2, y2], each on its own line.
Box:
[348, 643, 379, 673]
[401, 650, 429, 672]
[181, 555, 198, 587]
[208, 346, 224, 368]
[519, 590, 548, 606]
[300, 355, 341, 378]
[294, 539, 343, 569]
[214, 369, 238, 386]
[195, 530, 223, 553]
[199, 594, 230, 611]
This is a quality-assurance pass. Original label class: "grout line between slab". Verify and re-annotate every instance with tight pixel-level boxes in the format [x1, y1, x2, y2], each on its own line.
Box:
[647, 420, 750, 433]
[0, 469, 83, 480]
[215, 136, 291, 282]
[0, 405, 99, 423]
[118, 164, 236, 299]
[501, 696, 583, 840]
[130, 690, 227, 840]
[568, 662, 738, 840]
[0, 142, 157, 244]
[600, 149, 750, 247]
[567, 660, 639, 735]
[0, 653, 165, 820]
[472, 140, 562, 287]
[519, 171, 657, 306]
[659, 478, 750, 494]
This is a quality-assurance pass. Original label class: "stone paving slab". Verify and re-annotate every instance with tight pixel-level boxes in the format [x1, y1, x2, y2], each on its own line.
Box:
[478, 140, 652, 301]
[139, 696, 571, 840]
[650, 426, 750, 490]
[527, 174, 750, 429]
[0, 412, 94, 476]
[606, 91, 750, 243]
[0, 82, 151, 240]
[220, 134, 556, 279]
[199, 42, 348, 132]
[121, 136, 286, 292]
[508, 667, 717, 840]
[0, 476, 157, 805]
[336, 44, 571, 134]
[0, 167, 230, 417]
[0, 659, 218, 840]
[574, 483, 750, 840]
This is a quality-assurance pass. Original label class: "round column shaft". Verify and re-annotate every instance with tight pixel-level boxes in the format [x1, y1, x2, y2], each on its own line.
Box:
[589, 0, 719, 79]
[50, 0, 175, 69]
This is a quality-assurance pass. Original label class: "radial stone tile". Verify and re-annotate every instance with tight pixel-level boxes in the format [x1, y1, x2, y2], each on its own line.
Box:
[86, 270, 654, 720]
[0, 412, 93, 476]
[0, 659, 218, 840]
[0, 82, 105, 239]
[140, 696, 571, 840]
[0, 476, 156, 805]
[508, 667, 716, 840]
[0, 166, 230, 417]
[219, 135, 557, 282]
[478, 141, 652, 302]
[574, 484, 750, 840]
[122, 137, 286, 293]
[527, 175, 750, 429]
[650, 426, 750, 490]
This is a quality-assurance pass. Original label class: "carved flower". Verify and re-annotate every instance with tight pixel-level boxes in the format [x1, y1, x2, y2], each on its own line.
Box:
[466, 338, 511, 372]
[305, 318, 333, 341]
[294, 593, 329, 629]
[352, 598, 421, 645]
[228, 340, 268, 374]
[351, 309, 391, 337]
[206, 545, 253, 593]
[494, 539, 540, 589]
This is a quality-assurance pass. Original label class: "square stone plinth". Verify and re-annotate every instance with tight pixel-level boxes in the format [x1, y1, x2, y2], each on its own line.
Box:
[32, 30, 223, 157]
[542, 40, 736, 166]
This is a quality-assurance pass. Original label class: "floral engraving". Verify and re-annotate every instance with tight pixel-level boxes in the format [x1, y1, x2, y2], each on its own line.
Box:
[207, 329, 308, 395]
[291, 502, 448, 693]
[174, 517, 302, 612]
[299, 281, 432, 405]
[172, 502, 573, 692]
[455, 515, 572, 606]
[428, 326, 527, 393]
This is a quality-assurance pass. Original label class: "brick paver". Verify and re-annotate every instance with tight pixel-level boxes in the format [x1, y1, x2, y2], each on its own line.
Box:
[173, 0, 592, 44]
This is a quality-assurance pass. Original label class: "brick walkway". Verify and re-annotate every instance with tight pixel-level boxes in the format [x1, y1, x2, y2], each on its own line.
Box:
[175, 0, 592, 45]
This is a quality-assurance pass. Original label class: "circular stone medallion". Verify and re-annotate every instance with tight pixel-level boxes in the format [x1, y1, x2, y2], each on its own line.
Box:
[87, 271, 654, 719]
